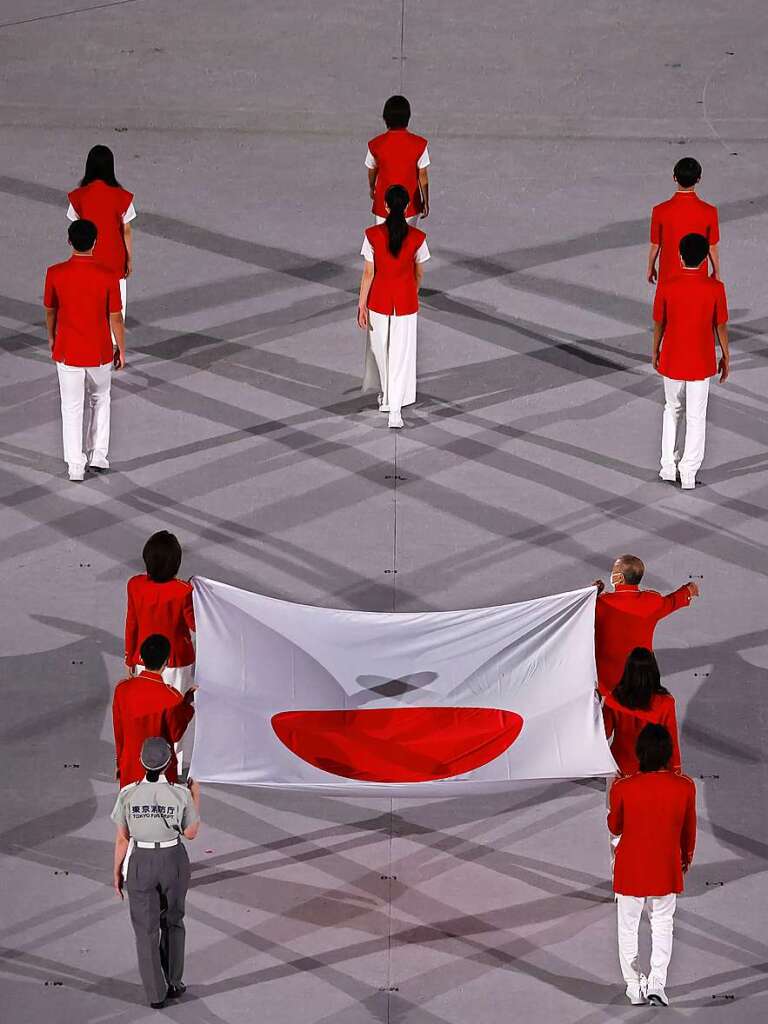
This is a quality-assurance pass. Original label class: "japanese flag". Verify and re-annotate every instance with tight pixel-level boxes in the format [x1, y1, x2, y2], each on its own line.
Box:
[189, 578, 615, 794]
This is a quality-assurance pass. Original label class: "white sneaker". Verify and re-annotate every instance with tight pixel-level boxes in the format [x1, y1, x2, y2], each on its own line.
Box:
[646, 981, 669, 1007]
[68, 468, 85, 482]
[659, 468, 677, 482]
[680, 475, 696, 490]
[388, 413, 404, 429]
[626, 974, 648, 1005]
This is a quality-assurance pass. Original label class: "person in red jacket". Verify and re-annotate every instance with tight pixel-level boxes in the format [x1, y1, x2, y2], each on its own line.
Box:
[125, 531, 196, 693]
[603, 648, 681, 777]
[366, 95, 429, 226]
[44, 219, 126, 481]
[358, 185, 430, 429]
[113, 635, 197, 787]
[67, 144, 135, 320]
[608, 724, 696, 1007]
[593, 554, 699, 696]
[653, 233, 730, 489]
[647, 157, 719, 285]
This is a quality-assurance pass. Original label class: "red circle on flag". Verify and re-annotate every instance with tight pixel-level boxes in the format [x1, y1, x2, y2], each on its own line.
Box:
[271, 707, 524, 782]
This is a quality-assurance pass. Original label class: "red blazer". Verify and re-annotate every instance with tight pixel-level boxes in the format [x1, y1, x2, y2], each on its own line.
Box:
[595, 584, 691, 695]
[368, 128, 428, 219]
[112, 670, 194, 786]
[608, 770, 696, 896]
[365, 224, 426, 316]
[603, 692, 681, 776]
[125, 575, 196, 668]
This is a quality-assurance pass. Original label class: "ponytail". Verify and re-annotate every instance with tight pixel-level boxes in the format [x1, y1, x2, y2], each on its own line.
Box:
[384, 184, 410, 257]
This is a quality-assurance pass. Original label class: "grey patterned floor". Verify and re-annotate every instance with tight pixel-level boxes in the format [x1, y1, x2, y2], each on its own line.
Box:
[1, 1, 768, 1021]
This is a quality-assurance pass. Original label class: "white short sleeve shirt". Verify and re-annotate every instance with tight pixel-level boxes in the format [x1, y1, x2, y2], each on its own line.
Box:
[365, 145, 430, 169]
[66, 201, 137, 223]
[360, 235, 430, 263]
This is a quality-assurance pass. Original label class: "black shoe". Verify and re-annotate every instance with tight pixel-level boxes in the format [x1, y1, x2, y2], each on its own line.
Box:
[89, 465, 109, 474]
[167, 984, 186, 999]
[150, 1000, 167, 1009]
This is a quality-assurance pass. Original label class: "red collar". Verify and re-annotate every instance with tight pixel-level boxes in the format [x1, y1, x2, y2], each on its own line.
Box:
[135, 670, 165, 683]
[613, 584, 639, 592]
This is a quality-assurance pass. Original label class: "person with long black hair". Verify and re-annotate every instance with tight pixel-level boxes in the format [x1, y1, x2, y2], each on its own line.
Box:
[602, 647, 681, 777]
[67, 145, 136, 316]
[358, 184, 430, 428]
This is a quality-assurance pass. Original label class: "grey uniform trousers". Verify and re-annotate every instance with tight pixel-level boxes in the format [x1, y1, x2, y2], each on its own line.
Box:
[127, 843, 190, 1004]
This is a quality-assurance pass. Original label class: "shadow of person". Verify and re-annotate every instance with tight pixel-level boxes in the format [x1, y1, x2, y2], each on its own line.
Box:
[0, 628, 116, 890]
[657, 632, 768, 894]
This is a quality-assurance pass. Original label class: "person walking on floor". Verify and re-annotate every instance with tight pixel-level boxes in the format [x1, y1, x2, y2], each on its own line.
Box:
[358, 184, 430, 428]
[43, 219, 125, 481]
[113, 635, 197, 787]
[602, 647, 681, 778]
[653, 232, 730, 489]
[593, 555, 699, 696]
[647, 156, 719, 284]
[608, 724, 697, 1007]
[366, 95, 430, 227]
[125, 531, 196, 694]
[112, 737, 200, 1008]
[67, 144, 136, 317]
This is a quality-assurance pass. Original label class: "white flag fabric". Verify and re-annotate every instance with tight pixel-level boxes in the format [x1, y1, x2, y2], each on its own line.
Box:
[189, 578, 616, 793]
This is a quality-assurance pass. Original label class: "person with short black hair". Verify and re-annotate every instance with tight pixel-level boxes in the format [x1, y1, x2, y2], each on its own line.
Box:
[125, 531, 196, 694]
[112, 635, 197, 787]
[653, 232, 730, 488]
[608, 724, 697, 1007]
[44, 220, 125, 481]
[112, 737, 200, 1008]
[647, 157, 720, 283]
[366, 95, 430, 226]
[358, 184, 430, 428]
[593, 557, 699, 695]
[67, 144, 136, 316]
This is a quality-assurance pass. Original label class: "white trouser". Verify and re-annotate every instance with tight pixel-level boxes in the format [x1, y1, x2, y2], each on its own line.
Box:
[133, 662, 195, 776]
[55, 362, 112, 473]
[111, 278, 127, 347]
[374, 215, 420, 227]
[617, 894, 676, 990]
[661, 377, 710, 479]
[363, 311, 417, 415]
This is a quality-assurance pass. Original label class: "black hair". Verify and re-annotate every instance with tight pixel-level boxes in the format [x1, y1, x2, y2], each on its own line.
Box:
[142, 530, 182, 583]
[80, 144, 122, 187]
[384, 184, 410, 257]
[612, 648, 669, 711]
[68, 219, 97, 252]
[636, 723, 673, 772]
[673, 156, 702, 189]
[140, 634, 172, 671]
[679, 232, 710, 268]
[145, 769, 161, 782]
[383, 95, 411, 129]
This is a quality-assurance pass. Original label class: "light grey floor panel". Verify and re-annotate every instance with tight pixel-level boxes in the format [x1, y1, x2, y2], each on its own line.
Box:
[1, 1, 767, 1021]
